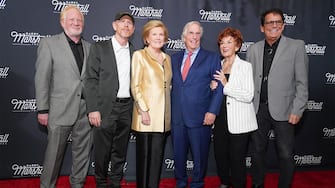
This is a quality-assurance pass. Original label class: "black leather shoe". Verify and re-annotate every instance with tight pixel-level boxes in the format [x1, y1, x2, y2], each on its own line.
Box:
[251, 184, 264, 188]
[218, 184, 229, 188]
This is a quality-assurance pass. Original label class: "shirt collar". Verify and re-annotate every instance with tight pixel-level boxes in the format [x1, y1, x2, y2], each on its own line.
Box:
[64, 32, 82, 45]
[265, 36, 281, 49]
[112, 35, 129, 51]
[144, 47, 166, 62]
[185, 47, 200, 56]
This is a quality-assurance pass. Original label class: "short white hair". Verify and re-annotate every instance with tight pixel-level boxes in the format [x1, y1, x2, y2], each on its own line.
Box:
[181, 21, 203, 42]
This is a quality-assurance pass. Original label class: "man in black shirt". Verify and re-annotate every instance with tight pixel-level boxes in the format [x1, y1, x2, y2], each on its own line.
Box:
[35, 5, 93, 188]
[246, 8, 308, 188]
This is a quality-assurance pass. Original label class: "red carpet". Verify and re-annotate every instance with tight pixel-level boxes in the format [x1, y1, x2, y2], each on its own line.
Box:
[0, 171, 334, 188]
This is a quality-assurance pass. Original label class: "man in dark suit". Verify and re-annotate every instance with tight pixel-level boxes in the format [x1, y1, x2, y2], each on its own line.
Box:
[171, 21, 223, 188]
[84, 12, 135, 188]
[246, 8, 309, 188]
[34, 5, 93, 188]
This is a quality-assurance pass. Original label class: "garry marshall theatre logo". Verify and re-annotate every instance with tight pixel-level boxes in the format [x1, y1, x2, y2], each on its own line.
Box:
[51, 0, 90, 15]
[11, 98, 37, 112]
[0, 66, 9, 78]
[329, 15, 335, 28]
[323, 127, 335, 139]
[164, 159, 194, 171]
[66, 132, 73, 143]
[11, 31, 50, 46]
[12, 163, 43, 177]
[283, 13, 296, 26]
[164, 158, 174, 171]
[92, 34, 113, 42]
[91, 161, 128, 173]
[307, 100, 323, 111]
[239, 42, 254, 53]
[305, 43, 326, 56]
[0, 0, 6, 10]
[294, 155, 322, 166]
[129, 4, 163, 19]
[186, 160, 194, 171]
[0, 134, 9, 145]
[246, 157, 251, 168]
[268, 129, 275, 140]
[129, 132, 136, 143]
[166, 38, 185, 52]
[325, 72, 335, 84]
[199, 9, 231, 23]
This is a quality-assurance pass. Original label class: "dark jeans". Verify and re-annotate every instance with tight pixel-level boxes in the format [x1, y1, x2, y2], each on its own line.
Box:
[250, 103, 295, 188]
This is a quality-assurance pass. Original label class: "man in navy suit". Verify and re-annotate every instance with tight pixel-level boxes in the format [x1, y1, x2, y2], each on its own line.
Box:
[171, 21, 223, 188]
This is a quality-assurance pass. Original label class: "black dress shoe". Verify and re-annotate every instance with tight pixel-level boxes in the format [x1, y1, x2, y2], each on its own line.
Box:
[218, 184, 229, 188]
[251, 184, 264, 188]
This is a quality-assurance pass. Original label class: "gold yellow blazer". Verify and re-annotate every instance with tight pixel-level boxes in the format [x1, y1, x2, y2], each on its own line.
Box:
[131, 47, 172, 132]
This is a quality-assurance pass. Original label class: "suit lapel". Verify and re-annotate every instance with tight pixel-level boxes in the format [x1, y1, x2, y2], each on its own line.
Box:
[176, 51, 184, 81]
[81, 40, 89, 78]
[256, 40, 265, 77]
[192, 48, 205, 69]
[230, 55, 240, 79]
[59, 33, 81, 77]
[107, 40, 119, 81]
[269, 36, 286, 74]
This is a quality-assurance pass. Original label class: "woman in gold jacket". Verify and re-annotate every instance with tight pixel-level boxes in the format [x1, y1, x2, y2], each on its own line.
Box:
[131, 20, 172, 188]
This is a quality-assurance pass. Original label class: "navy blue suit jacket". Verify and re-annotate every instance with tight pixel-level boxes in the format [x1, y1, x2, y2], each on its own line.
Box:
[171, 48, 223, 128]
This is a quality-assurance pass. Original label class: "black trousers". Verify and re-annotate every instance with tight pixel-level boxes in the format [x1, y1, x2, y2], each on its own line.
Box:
[135, 132, 167, 188]
[250, 103, 295, 188]
[213, 121, 250, 188]
[93, 101, 133, 188]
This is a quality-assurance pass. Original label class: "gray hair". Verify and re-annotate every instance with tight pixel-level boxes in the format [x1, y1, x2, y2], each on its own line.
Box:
[181, 21, 203, 42]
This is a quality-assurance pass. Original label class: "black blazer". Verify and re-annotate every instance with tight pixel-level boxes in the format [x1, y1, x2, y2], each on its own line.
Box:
[84, 39, 135, 119]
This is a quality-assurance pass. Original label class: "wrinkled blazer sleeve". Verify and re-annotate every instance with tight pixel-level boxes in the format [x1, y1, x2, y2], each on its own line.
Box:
[291, 40, 309, 116]
[84, 43, 101, 113]
[131, 51, 149, 112]
[209, 53, 223, 115]
[35, 38, 52, 111]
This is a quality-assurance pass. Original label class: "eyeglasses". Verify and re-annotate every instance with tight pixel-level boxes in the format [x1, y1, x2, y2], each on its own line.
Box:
[264, 20, 283, 25]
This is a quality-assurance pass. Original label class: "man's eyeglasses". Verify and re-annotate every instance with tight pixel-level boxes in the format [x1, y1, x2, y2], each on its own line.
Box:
[264, 20, 284, 25]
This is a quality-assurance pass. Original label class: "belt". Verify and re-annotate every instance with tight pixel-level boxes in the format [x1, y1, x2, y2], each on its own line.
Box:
[115, 97, 131, 103]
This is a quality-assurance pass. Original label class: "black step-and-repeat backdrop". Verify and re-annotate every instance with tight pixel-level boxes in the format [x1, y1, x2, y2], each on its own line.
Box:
[0, 0, 334, 180]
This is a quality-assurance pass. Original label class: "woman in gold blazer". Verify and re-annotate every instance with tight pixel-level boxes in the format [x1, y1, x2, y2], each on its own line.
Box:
[131, 20, 172, 188]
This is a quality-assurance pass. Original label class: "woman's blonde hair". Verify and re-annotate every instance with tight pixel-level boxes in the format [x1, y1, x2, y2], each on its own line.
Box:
[142, 20, 168, 45]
